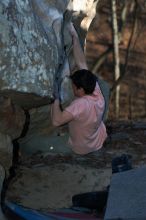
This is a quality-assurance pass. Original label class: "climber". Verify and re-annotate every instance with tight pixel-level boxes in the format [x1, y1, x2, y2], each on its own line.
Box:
[51, 23, 107, 155]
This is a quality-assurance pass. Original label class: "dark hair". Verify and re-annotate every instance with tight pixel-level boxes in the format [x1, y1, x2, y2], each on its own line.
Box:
[70, 69, 97, 94]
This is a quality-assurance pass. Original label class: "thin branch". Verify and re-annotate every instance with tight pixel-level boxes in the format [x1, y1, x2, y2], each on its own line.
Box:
[91, 46, 112, 73]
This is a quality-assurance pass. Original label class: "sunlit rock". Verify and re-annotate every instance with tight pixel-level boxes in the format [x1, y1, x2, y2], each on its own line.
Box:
[0, 0, 98, 108]
[0, 0, 59, 104]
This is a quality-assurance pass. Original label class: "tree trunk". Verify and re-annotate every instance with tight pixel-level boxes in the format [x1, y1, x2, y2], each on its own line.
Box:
[111, 0, 120, 118]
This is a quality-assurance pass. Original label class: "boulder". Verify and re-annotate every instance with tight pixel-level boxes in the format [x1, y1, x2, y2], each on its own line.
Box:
[0, 0, 99, 109]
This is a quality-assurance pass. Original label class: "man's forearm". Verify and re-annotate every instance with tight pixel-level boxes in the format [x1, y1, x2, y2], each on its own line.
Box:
[72, 35, 88, 70]
[69, 23, 88, 70]
[52, 99, 62, 126]
[51, 99, 73, 126]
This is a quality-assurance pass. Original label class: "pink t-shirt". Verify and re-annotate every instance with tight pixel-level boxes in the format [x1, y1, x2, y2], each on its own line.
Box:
[65, 82, 107, 155]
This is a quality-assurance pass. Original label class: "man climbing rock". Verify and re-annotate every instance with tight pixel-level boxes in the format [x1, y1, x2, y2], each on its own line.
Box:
[51, 23, 107, 155]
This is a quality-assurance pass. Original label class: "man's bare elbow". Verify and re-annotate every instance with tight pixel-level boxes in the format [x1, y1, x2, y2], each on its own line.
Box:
[78, 63, 88, 70]
[52, 119, 61, 127]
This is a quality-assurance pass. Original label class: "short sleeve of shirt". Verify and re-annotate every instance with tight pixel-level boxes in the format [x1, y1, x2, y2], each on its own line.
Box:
[64, 99, 86, 120]
[93, 82, 102, 97]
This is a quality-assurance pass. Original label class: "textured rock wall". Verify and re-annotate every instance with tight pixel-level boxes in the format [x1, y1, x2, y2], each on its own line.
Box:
[0, 0, 66, 104]
[0, 0, 98, 108]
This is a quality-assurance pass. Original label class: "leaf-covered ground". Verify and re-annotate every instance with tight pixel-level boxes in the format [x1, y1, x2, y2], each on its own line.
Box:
[5, 120, 146, 219]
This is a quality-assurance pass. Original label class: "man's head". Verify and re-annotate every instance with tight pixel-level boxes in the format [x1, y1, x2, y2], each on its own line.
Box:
[70, 69, 97, 97]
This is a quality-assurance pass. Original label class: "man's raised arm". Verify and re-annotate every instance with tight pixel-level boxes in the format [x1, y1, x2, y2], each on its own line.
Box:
[68, 23, 88, 70]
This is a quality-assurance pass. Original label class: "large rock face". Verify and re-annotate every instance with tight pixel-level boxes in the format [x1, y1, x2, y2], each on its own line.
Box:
[0, 0, 98, 109]
[0, 0, 68, 108]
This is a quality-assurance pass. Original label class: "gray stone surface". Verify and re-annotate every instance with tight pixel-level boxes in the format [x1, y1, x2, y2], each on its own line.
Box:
[104, 166, 146, 220]
[0, 0, 57, 97]
[0, 0, 72, 98]
[0, 0, 99, 108]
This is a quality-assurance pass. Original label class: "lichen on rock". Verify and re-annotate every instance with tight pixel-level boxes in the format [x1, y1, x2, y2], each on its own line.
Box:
[0, 0, 98, 108]
[0, 0, 61, 99]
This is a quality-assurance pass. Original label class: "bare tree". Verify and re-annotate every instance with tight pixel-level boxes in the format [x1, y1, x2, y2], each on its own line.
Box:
[111, 0, 138, 92]
[92, 1, 128, 74]
[111, 0, 120, 118]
